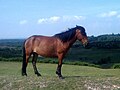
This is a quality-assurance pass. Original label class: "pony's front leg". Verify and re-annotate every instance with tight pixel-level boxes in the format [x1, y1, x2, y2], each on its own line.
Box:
[56, 64, 64, 79]
[56, 53, 64, 79]
[32, 52, 41, 76]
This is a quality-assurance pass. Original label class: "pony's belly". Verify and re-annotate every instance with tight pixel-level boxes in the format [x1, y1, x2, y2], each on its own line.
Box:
[34, 47, 57, 58]
[38, 52, 57, 58]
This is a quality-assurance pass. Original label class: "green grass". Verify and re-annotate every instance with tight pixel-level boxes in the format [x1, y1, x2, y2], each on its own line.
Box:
[0, 62, 120, 90]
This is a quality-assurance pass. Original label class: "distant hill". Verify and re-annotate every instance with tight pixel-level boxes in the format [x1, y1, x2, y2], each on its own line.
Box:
[73, 34, 120, 49]
[89, 34, 120, 42]
[89, 34, 120, 49]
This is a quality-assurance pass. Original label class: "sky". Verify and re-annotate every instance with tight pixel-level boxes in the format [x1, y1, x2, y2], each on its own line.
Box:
[0, 0, 120, 39]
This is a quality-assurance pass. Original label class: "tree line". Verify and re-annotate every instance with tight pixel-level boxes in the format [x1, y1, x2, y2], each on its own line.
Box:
[73, 34, 120, 49]
[89, 34, 120, 49]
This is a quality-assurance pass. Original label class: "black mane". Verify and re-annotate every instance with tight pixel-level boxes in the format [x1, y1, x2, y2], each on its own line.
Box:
[54, 26, 86, 42]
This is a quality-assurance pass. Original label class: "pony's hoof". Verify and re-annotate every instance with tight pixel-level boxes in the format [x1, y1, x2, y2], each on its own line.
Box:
[22, 73, 27, 76]
[37, 73, 41, 77]
[35, 72, 41, 76]
[59, 76, 64, 79]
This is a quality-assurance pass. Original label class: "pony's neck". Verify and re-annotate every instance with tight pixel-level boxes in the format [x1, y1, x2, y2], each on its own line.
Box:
[64, 35, 77, 49]
[68, 35, 77, 45]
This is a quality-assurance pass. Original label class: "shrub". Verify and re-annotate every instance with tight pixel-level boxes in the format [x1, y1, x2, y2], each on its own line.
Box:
[112, 63, 120, 69]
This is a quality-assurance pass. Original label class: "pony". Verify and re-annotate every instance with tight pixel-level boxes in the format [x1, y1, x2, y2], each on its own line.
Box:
[22, 25, 89, 79]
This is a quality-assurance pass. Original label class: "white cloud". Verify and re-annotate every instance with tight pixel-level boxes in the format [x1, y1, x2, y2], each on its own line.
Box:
[63, 15, 85, 21]
[37, 16, 60, 24]
[74, 16, 86, 20]
[108, 11, 117, 17]
[49, 16, 60, 22]
[38, 18, 47, 24]
[99, 11, 118, 17]
[19, 20, 28, 25]
[37, 15, 85, 24]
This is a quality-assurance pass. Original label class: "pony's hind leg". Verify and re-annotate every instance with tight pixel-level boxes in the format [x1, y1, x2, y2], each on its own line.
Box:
[32, 52, 41, 76]
[22, 46, 31, 76]
[22, 55, 30, 76]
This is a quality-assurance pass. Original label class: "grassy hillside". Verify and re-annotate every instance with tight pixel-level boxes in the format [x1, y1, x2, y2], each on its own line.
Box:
[0, 62, 120, 90]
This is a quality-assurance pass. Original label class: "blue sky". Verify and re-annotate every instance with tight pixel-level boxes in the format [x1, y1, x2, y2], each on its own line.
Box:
[0, 0, 120, 39]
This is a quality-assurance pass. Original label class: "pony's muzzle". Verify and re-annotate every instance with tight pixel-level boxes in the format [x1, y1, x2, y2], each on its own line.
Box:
[83, 42, 88, 48]
[82, 40, 88, 47]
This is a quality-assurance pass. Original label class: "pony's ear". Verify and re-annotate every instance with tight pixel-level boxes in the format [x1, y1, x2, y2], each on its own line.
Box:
[76, 25, 79, 28]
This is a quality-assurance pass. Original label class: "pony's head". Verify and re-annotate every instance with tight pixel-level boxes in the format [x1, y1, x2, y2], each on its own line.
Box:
[75, 25, 90, 48]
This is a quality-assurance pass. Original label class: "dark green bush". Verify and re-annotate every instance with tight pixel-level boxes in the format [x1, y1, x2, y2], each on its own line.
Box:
[112, 63, 120, 69]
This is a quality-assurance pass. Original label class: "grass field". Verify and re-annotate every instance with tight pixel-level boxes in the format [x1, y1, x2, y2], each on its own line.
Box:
[0, 62, 120, 90]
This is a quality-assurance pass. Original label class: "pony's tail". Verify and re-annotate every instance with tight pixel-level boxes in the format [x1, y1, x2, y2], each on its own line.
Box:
[22, 45, 27, 76]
